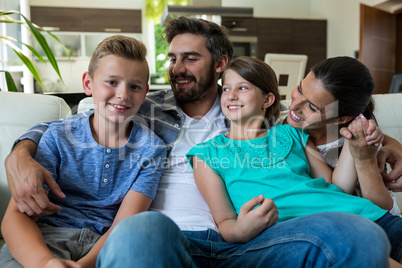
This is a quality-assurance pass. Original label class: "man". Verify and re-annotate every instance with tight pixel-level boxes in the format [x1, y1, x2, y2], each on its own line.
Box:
[5, 17, 394, 267]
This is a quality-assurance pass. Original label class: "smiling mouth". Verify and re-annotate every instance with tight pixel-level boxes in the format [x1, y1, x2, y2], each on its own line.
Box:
[175, 79, 192, 84]
[109, 103, 130, 111]
[227, 105, 243, 111]
[290, 110, 305, 122]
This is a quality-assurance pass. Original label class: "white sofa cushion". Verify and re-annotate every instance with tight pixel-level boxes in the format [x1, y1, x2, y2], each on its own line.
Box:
[0, 92, 71, 238]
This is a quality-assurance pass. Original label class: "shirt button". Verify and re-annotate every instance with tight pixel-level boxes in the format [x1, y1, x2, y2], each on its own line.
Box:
[103, 178, 109, 183]
[174, 124, 179, 128]
[105, 164, 110, 168]
[106, 149, 112, 153]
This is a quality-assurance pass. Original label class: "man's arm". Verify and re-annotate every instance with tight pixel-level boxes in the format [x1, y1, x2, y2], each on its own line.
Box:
[347, 117, 394, 211]
[5, 120, 69, 216]
[341, 119, 402, 192]
[378, 135, 402, 192]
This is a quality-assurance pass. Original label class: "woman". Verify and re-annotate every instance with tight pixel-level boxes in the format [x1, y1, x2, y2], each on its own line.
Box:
[284, 56, 400, 214]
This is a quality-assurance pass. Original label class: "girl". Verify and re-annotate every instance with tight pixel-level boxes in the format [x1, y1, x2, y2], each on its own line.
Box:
[186, 56, 402, 263]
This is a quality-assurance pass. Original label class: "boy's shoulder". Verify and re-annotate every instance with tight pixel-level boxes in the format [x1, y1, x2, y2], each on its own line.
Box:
[46, 111, 91, 136]
[132, 120, 166, 147]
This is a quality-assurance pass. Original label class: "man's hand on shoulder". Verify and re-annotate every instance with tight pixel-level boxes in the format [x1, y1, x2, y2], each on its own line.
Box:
[378, 136, 402, 192]
[5, 139, 65, 216]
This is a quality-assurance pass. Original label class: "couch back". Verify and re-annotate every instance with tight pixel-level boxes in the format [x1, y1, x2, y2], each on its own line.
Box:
[0, 92, 71, 237]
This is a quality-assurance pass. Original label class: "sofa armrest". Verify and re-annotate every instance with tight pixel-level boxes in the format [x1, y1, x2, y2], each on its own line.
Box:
[0, 92, 72, 238]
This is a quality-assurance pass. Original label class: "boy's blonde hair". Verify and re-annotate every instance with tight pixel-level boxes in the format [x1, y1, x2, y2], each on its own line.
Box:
[88, 35, 149, 81]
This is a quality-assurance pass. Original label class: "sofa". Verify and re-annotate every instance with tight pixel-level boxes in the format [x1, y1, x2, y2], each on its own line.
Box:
[0, 91, 71, 246]
[0, 92, 401, 246]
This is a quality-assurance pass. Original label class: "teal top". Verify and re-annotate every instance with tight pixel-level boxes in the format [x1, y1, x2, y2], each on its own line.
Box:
[186, 124, 387, 223]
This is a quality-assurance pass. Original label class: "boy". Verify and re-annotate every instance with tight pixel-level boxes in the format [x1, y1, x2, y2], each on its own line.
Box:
[0, 35, 167, 267]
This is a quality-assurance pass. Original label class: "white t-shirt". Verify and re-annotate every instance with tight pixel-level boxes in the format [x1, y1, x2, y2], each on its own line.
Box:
[150, 96, 228, 231]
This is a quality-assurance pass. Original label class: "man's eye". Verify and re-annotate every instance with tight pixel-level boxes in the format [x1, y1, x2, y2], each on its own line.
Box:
[169, 58, 176, 63]
[239, 86, 247, 90]
[107, 81, 117, 86]
[222, 87, 230, 92]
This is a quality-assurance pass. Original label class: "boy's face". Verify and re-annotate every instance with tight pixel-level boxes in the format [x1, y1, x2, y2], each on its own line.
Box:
[83, 54, 149, 125]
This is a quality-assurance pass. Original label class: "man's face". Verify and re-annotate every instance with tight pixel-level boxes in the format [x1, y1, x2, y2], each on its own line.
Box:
[167, 33, 217, 103]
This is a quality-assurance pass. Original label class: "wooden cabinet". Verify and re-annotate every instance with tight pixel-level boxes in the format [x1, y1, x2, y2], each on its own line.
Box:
[221, 17, 258, 36]
[31, 7, 141, 33]
[221, 16, 327, 75]
[256, 18, 327, 75]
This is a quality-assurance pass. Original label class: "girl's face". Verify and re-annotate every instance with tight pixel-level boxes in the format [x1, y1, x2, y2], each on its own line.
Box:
[287, 72, 338, 130]
[221, 69, 272, 125]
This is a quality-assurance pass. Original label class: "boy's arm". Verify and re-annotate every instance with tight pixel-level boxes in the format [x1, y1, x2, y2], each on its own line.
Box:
[192, 156, 278, 243]
[1, 199, 63, 267]
[77, 190, 153, 267]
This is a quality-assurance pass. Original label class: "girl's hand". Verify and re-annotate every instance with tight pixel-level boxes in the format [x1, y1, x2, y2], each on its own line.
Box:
[235, 195, 278, 242]
[45, 258, 83, 268]
[347, 115, 379, 160]
[364, 119, 384, 146]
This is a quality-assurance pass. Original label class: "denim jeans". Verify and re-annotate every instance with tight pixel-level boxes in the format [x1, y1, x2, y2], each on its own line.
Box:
[0, 224, 100, 268]
[97, 211, 391, 268]
[375, 212, 402, 261]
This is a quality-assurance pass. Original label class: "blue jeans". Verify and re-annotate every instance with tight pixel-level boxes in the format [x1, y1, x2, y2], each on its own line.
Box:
[97, 211, 391, 268]
[375, 212, 402, 261]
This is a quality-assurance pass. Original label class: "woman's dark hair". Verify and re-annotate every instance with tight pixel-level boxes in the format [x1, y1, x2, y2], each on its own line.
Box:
[163, 16, 233, 65]
[311, 56, 375, 121]
[222, 56, 281, 127]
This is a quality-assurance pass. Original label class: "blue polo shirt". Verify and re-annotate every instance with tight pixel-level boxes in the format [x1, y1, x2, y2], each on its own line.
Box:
[35, 111, 167, 234]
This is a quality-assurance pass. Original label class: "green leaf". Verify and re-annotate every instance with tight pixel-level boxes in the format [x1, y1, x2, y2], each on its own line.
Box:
[3, 71, 18, 92]
[0, 10, 20, 16]
[12, 48, 43, 88]
[21, 14, 63, 83]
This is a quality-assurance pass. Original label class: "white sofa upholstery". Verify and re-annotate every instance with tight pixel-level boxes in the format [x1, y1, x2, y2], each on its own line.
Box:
[0, 92, 71, 242]
[0, 92, 401, 244]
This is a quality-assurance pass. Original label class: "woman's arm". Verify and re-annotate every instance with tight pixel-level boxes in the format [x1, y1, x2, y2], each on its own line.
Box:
[192, 156, 278, 243]
[77, 190, 153, 267]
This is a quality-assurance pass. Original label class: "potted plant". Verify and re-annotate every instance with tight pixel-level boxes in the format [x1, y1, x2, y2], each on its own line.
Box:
[0, 10, 66, 92]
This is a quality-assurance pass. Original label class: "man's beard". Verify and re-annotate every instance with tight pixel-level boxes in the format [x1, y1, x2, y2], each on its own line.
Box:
[170, 64, 216, 103]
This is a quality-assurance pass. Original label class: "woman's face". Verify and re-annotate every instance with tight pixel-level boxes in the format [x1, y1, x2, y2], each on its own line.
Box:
[287, 72, 338, 130]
